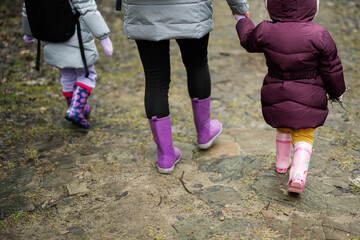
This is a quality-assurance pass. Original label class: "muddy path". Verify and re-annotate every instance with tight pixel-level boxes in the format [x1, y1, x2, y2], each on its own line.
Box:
[0, 0, 359, 239]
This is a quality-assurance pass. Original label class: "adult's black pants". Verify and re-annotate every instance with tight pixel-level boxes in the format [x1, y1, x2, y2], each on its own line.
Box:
[135, 33, 211, 119]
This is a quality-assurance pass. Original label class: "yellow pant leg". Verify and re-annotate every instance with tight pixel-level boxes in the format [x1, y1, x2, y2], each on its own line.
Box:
[291, 128, 316, 146]
[277, 128, 292, 134]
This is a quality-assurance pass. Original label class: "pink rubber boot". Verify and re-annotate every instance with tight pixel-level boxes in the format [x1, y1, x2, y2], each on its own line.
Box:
[287, 141, 312, 194]
[275, 131, 292, 173]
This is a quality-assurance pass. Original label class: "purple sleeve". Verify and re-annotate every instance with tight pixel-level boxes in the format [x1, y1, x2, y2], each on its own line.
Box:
[235, 18, 263, 53]
[319, 30, 346, 98]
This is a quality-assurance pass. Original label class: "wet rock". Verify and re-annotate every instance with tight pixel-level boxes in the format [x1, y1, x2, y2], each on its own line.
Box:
[201, 139, 241, 159]
[57, 197, 77, 214]
[322, 216, 360, 239]
[250, 169, 360, 215]
[290, 213, 326, 240]
[66, 226, 85, 235]
[175, 215, 248, 239]
[194, 185, 241, 208]
[41, 168, 78, 190]
[198, 155, 253, 182]
[228, 129, 275, 154]
[0, 196, 35, 214]
[261, 209, 275, 219]
[0, 168, 35, 198]
[66, 183, 89, 196]
[34, 139, 64, 153]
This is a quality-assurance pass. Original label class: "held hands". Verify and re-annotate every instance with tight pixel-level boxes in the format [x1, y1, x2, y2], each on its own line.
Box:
[100, 37, 113, 56]
[23, 35, 35, 45]
[233, 11, 250, 21]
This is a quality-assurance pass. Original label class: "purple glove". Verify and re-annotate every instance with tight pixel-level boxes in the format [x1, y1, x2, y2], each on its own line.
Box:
[23, 35, 35, 45]
[100, 37, 113, 56]
[235, 14, 246, 21]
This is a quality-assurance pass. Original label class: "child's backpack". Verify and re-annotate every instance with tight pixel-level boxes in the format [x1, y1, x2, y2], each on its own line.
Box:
[24, 0, 89, 77]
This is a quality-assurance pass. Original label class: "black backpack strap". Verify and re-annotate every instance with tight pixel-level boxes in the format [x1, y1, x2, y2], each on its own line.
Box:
[76, 19, 89, 78]
[36, 40, 41, 71]
[116, 0, 122, 11]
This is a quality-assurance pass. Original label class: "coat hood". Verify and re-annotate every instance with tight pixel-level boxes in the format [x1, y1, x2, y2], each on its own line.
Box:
[265, 0, 319, 22]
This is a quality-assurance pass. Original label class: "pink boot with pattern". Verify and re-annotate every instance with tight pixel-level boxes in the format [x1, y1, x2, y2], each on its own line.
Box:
[287, 141, 312, 194]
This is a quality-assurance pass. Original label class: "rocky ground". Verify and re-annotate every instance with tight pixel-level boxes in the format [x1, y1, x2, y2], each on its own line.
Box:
[0, 0, 359, 239]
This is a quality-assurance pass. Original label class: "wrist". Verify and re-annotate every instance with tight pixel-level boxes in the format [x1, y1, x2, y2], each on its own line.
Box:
[235, 15, 246, 21]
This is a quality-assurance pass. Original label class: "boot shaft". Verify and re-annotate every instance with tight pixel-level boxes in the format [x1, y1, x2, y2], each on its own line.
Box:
[149, 116, 176, 164]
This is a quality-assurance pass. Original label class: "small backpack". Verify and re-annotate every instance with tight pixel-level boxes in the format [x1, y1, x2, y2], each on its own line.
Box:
[24, 0, 89, 77]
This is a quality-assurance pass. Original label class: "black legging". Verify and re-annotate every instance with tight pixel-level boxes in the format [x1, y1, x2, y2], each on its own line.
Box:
[136, 33, 211, 119]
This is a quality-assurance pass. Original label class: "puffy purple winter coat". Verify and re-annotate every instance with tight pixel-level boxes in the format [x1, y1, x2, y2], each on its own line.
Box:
[236, 0, 346, 130]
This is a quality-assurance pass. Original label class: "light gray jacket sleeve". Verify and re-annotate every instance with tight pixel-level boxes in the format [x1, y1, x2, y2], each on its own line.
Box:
[226, 0, 249, 15]
[22, 4, 32, 36]
[72, 0, 110, 40]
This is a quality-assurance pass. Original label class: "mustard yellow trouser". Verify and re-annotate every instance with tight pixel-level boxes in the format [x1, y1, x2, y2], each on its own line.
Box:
[277, 128, 316, 146]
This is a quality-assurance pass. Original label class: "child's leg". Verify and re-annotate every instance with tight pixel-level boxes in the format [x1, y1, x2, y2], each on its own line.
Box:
[275, 128, 292, 173]
[74, 65, 97, 94]
[287, 128, 316, 193]
[59, 68, 91, 118]
[59, 68, 77, 104]
[65, 66, 96, 129]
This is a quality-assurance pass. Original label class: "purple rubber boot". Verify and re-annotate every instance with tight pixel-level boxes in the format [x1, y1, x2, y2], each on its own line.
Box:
[149, 116, 182, 174]
[65, 85, 90, 129]
[191, 97, 222, 149]
[66, 97, 91, 119]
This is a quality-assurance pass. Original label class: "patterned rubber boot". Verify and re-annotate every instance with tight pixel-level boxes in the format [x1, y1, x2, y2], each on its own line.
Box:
[275, 132, 292, 173]
[149, 116, 182, 174]
[287, 141, 312, 194]
[191, 97, 222, 149]
[65, 85, 90, 129]
[66, 97, 91, 119]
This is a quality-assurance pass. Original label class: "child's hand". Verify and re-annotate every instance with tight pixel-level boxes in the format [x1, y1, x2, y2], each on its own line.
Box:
[233, 11, 249, 21]
[100, 37, 113, 56]
[337, 94, 343, 101]
[23, 35, 35, 45]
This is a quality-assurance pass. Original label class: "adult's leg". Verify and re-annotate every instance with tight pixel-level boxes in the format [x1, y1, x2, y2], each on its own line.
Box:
[176, 33, 211, 99]
[135, 40, 171, 119]
[135, 40, 181, 173]
[176, 34, 222, 149]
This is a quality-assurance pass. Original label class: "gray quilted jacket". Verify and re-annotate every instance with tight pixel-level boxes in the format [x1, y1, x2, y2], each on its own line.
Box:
[123, 0, 249, 41]
[22, 0, 110, 69]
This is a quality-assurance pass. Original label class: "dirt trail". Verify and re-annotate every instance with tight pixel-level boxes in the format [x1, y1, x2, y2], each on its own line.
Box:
[0, 0, 359, 239]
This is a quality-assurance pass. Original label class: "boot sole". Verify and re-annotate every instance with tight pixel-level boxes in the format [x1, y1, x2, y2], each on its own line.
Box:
[198, 124, 223, 149]
[158, 155, 182, 174]
[287, 181, 304, 194]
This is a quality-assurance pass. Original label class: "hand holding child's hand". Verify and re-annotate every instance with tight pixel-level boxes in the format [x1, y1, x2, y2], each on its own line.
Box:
[23, 35, 35, 45]
[233, 11, 250, 21]
[100, 37, 113, 56]
[244, 11, 250, 19]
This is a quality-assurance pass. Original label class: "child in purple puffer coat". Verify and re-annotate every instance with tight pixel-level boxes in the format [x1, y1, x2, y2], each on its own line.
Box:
[235, 0, 346, 193]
